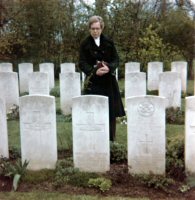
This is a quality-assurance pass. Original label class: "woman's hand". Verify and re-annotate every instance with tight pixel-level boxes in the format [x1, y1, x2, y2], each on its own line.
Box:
[96, 61, 109, 76]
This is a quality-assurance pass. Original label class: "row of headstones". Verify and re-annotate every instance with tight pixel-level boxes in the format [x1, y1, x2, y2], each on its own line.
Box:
[125, 61, 188, 108]
[0, 94, 195, 175]
[0, 62, 77, 93]
[0, 62, 80, 115]
[0, 61, 190, 114]
[0, 61, 188, 94]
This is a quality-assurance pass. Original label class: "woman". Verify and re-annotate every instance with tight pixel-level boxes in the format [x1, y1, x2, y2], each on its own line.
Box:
[79, 15, 125, 141]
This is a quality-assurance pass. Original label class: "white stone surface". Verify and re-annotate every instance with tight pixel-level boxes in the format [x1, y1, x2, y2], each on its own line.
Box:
[18, 63, 33, 93]
[60, 63, 75, 73]
[159, 72, 181, 108]
[125, 72, 146, 100]
[0, 72, 19, 112]
[127, 95, 166, 174]
[72, 95, 110, 172]
[171, 61, 187, 93]
[0, 63, 13, 72]
[60, 72, 81, 115]
[125, 62, 140, 73]
[28, 72, 49, 95]
[185, 96, 195, 174]
[147, 62, 163, 91]
[0, 98, 9, 158]
[19, 95, 57, 170]
[39, 63, 55, 90]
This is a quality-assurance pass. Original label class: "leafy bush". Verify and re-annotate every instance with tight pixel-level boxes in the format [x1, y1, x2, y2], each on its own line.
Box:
[50, 86, 60, 97]
[7, 104, 19, 120]
[134, 174, 175, 192]
[166, 137, 185, 180]
[53, 159, 99, 188]
[0, 158, 29, 191]
[166, 107, 184, 125]
[88, 177, 112, 192]
[110, 142, 127, 163]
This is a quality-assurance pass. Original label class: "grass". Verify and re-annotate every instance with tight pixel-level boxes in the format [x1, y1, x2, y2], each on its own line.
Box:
[0, 193, 149, 200]
[7, 79, 193, 151]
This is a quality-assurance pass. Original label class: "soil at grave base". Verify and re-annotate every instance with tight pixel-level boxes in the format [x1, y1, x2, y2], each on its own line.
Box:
[1, 164, 195, 200]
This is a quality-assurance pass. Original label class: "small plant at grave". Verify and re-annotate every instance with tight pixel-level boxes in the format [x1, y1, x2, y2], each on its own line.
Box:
[53, 159, 99, 188]
[110, 142, 127, 163]
[166, 107, 184, 125]
[0, 157, 29, 191]
[7, 104, 19, 120]
[50, 86, 60, 97]
[117, 116, 127, 125]
[134, 174, 175, 192]
[179, 184, 191, 193]
[64, 114, 72, 122]
[88, 177, 112, 192]
[166, 137, 185, 180]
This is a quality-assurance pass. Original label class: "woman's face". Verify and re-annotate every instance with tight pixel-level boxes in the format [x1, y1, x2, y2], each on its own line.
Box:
[89, 22, 102, 39]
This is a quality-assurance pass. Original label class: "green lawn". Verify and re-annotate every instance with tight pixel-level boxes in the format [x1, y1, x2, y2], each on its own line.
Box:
[8, 79, 194, 151]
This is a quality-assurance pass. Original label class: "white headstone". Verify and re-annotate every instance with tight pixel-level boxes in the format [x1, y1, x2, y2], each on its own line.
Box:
[125, 72, 146, 100]
[0, 72, 19, 112]
[159, 72, 181, 108]
[0, 63, 13, 72]
[147, 62, 163, 91]
[39, 63, 55, 90]
[18, 63, 33, 93]
[19, 95, 57, 170]
[60, 72, 81, 115]
[185, 96, 195, 174]
[72, 95, 110, 172]
[0, 98, 9, 158]
[125, 62, 140, 74]
[171, 61, 187, 93]
[127, 95, 166, 174]
[60, 63, 75, 73]
[28, 72, 49, 95]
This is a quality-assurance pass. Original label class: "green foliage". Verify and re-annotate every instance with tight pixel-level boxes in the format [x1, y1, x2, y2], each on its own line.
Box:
[166, 137, 185, 180]
[7, 104, 19, 120]
[88, 177, 112, 192]
[138, 25, 181, 71]
[50, 86, 60, 97]
[0, 158, 29, 191]
[110, 142, 127, 163]
[53, 159, 99, 188]
[134, 174, 175, 192]
[166, 107, 184, 125]
[179, 184, 190, 193]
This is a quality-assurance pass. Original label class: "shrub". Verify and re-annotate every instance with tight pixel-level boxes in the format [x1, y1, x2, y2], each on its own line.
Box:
[110, 142, 127, 163]
[88, 177, 112, 192]
[134, 174, 175, 192]
[166, 137, 185, 180]
[50, 86, 60, 97]
[7, 104, 19, 120]
[0, 158, 29, 191]
[166, 107, 184, 125]
[53, 159, 99, 188]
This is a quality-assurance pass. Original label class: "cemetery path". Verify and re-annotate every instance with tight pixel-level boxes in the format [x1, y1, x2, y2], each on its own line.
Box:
[1, 163, 195, 200]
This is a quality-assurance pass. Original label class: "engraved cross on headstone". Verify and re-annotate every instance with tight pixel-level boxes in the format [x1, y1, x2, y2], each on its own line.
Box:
[24, 110, 51, 131]
[139, 133, 153, 154]
[77, 112, 104, 132]
[76, 112, 105, 151]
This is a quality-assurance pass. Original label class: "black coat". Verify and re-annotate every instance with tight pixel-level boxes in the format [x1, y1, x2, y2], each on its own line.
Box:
[79, 34, 125, 118]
